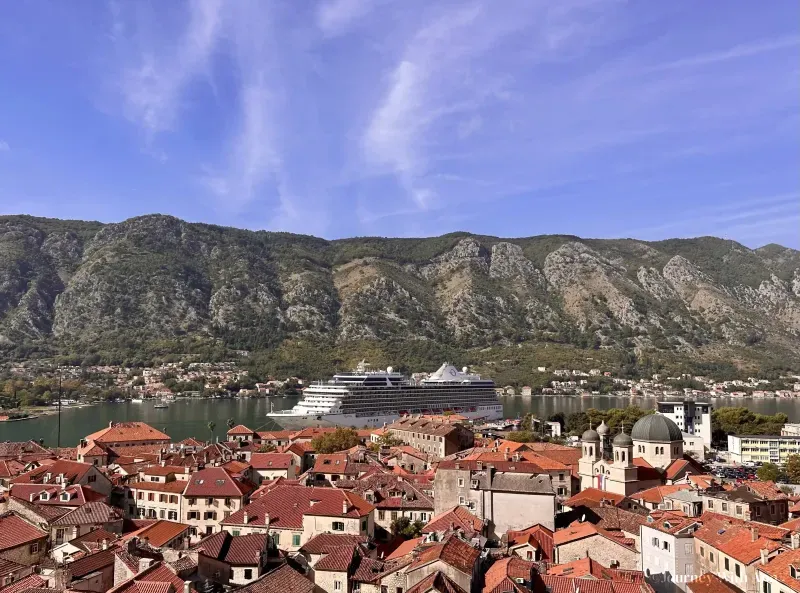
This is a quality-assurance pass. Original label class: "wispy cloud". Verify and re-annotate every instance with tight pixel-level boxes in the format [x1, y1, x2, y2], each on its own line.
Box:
[316, 0, 374, 37]
[0, 139, 9, 152]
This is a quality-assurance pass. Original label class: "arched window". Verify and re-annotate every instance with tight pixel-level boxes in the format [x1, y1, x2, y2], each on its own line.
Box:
[615, 451, 619, 461]
[622, 452, 626, 462]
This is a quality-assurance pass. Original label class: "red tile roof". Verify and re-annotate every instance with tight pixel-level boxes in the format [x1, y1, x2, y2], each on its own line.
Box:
[553, 521, 636, 550]
[12, 459, 96, 485]
[235, 564, 315, 593]
[757, 547, 800, 591]
[781, 517, 800, 531]
[227, 425, 257, 436]
[126, 520, 190, 548]
[196, 532, 266, 566]
[564, 488, 625, 508]
[385, 537, 423, 560]
[743, 480, 788, 500]
[51, 501, 123, 526]
[85, 422, 170, 444]
[0, 512, 47, 551]
[314, 545, 358, 572]
[409, 536, 480, 575]
[409, 570, 467, 593]
[10, 483, 107, 506]
[545, 557, 645, 582]
[631, 485, 691, 505]
[128, 480, 187, 494]
[483, 557, 533, 593]
[687, 573, 742, 593]
[67, 549, 116, 578]
[507, 524, 554, 561]
[538, 575, 653, 593]
[140, 466, 186, 477]
[437, 459, 546, 473]
[182, 467, 252, 498]
[108, 561, 196, 593]
[250, 453, 294, 470]
[0, 574, 47, 593]
[423, 506, 484, 535]
[0, 460, 26, 479]
[694, 516, 786, 565]
[223, 485, 373, 529]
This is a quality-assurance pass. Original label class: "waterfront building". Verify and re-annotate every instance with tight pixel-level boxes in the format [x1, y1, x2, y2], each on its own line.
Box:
[385, 417, 475, 458]
[640, 514, 701, 593]
[727, 434, 800, 464]
[657, 402, 712, 447]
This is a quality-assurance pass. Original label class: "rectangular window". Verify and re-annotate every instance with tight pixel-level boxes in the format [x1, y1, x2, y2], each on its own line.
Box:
[725, 558, 729, 571]
[244, 569, 252, 580]
[736, 505, 742, 515]
[458, 478, 464, 487]
[663, 541, 669, 551]
[707, 500, 713, 509]
[334, 581, 342, 591]
[273, 533, 280, 545]
[710, 552, 714, 563]
[233, 530, 240, 536]
[148, 493, 155, 501]
[29, 542, 39, 554]
[420, 513, 427, 521]
[763, 582, 770, 593]
[721, 503, 727, 512]
[292, 534, 301, 546]
[332, 521, 345, 531]
[735, 564, 740, 577]
[168, 511, 177, 520]
[652, 537, 659, 547]
[378, 510, 385, 520]
[391, 511, 398, 520]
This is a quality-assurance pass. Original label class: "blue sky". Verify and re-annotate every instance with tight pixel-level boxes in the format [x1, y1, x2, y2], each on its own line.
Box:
[0, 1, 798, 248]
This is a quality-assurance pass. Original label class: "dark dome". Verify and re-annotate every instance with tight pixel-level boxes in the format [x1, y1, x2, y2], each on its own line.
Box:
[582, 428, 600, 442]
[631, 414, 682, 442]
[613, 432, 633, 447]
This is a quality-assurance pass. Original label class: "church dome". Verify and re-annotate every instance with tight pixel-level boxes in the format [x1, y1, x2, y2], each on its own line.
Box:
[582, 428, 600, 442]
[631, 414, 682, 442]
[613, 432, 633, 447]
[596, 420, 609, 436]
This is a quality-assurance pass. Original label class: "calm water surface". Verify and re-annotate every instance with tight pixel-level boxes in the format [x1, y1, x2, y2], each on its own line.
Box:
[1, 396, 798, 447]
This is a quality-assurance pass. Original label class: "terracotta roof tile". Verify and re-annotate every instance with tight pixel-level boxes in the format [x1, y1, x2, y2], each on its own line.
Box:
[128, 480, 187, 494]
[423, 506, 484, 535]
[85, 422, 170, 444]
[0, 574, 47, 593]
[0, 512, 47, 551]
[483, 557, 534, 593]
[182, 467, 252, 497]
[687, 573, 742, 593]
[235, 564, 315, 593]
[108, 561, 195, 593]
[507, 524, 554, 561]
[250, 453, 294, 470]
[314, 545, 358, 572]
[756, 547, 800, 591]
[129, 520, 190, 548]
[694, 516, 786, 565]
[409, 571, 467, 593]
[51, 502, 122, 526]
[631, 485, 691, 505]
[385, 537, 423, 560]
[564, 488, 625, 508]
[410, 536, 479, 575]
[12, 460, 96, 485]
[67, 549, 116, 578]
[226, 425, 257, 436]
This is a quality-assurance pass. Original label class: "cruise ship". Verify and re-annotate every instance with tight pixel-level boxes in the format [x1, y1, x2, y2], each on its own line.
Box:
[266, 361, 503, 428]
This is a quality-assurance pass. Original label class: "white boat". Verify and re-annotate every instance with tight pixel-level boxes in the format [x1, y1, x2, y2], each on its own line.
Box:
[153, 403, 168, 409]
[267, 361, 502, 428]
[130, 398, 144, 403]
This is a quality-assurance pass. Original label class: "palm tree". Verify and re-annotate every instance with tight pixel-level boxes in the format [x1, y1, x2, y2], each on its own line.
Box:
[207, 421, 216, 441]
[226, 418, 235, 430]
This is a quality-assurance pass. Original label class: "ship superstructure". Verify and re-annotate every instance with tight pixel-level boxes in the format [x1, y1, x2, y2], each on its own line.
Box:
[267, 361, 502, 428]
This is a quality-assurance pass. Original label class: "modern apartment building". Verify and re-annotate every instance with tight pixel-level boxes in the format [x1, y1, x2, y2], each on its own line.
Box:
[728, 434, 800, 464]
[657, 402, 712, 447]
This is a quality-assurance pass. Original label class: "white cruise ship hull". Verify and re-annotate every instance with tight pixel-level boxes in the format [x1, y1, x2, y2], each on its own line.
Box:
[267, 405, 503, 429]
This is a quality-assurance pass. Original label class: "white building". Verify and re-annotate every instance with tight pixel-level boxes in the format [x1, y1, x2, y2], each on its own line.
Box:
[727, 434, 800, 464]
[641, 517, 701, 593]
[657, 402, 712, 447]
[781, 423, 800, 437]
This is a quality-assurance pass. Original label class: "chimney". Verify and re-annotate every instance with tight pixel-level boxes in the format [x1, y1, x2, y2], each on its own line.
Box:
[109, 421, 115, 427]
[184, 466, 190, 474]
[792, 532, 800, 550]
[760, 548, 769, 565]
[751, 527, 759, 542]
[138, 558, 154, 573]
[243, 512, 249, 524]
[184, 582, 191, 593]
[102, 539, 108, 550]
[343, 498, 349, 514]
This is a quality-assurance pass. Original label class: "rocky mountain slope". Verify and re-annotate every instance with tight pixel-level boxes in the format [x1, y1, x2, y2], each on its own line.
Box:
[1, 214, 799, 367]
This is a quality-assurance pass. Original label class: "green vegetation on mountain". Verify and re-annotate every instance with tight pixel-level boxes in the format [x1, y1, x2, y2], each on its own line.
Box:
[1, 214, 799, 379]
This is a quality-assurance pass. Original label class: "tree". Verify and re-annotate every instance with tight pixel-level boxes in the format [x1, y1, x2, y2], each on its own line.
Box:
[207, 421, 216, 439]
[785, 454, 800, 484]
[756, 463, 781, 483]
[311, 427, 361, 454]
[375, 431, 403, 448]
[390, 516, 425, 538]
[257, 443, 277, 453]
[226, 418, 236, 430]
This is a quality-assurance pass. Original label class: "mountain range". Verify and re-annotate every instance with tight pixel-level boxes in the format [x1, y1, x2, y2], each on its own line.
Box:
[1, 214, 799, 374]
